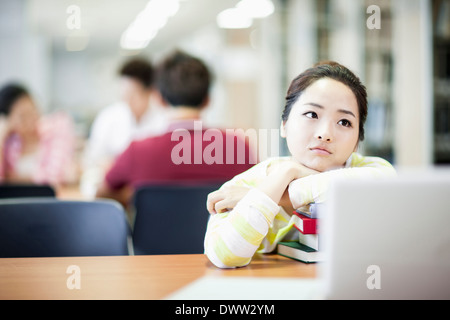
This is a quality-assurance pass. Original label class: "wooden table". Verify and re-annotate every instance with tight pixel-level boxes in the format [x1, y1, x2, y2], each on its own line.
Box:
[0, 254, 316, 300]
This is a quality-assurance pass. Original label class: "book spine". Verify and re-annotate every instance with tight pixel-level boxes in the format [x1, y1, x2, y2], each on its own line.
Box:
[292, 212, 318, 234]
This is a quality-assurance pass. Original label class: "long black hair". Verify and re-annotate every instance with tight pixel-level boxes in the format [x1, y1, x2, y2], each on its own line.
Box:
[0, 83, 29, 116]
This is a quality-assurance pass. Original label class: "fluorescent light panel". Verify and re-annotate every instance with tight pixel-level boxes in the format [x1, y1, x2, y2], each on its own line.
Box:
[217, 0, 274, 29]
[121, 0, 180, 50]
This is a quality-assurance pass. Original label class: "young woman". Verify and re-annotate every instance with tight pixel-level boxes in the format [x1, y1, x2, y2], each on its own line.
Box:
[0, 83, 76, 187]
[204, 61, 396, 268]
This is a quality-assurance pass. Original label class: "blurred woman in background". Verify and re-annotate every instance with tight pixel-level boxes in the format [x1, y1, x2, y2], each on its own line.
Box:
[0, 83, 76, 187]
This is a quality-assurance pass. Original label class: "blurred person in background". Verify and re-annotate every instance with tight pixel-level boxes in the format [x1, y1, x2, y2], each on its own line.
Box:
[96, 50, 256, 207]
[0, 83, 76, 187]
[81, 57, 168, 197]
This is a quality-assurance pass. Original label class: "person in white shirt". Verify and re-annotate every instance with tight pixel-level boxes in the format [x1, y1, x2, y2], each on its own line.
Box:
[81, 58, 168, 197]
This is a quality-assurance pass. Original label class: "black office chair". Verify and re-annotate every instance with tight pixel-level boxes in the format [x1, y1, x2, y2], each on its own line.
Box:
[132, 184, 222, 255]
[0, 198, 131, 258]
[0, 184, 56, 199]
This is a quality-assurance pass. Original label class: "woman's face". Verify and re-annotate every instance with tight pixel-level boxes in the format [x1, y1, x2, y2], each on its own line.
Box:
[119, 77, 151, 117]
[281, 78, 360, 172]
[8, 95, 40, 137]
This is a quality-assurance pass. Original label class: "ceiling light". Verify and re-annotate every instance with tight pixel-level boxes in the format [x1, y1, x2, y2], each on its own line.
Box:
[236, 0, 274, 19]
[217, 8, 253, 29]
[216, 0, 274, 29]
[120, 0, 180, 50]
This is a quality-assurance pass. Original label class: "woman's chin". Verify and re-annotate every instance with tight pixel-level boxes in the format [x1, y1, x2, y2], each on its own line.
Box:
[302, 160, 341, 173]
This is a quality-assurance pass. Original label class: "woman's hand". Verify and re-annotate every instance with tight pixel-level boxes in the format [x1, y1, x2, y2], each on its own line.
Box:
[266, 159, 319, 179]
[207, 186, 251, 214]
[260, 160, 320, 213]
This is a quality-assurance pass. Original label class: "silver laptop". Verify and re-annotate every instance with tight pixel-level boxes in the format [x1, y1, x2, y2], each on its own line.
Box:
[319, 169, 450, 299]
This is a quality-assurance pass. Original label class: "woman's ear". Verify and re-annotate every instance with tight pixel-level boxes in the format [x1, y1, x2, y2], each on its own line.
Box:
[280, 120, 287, 138]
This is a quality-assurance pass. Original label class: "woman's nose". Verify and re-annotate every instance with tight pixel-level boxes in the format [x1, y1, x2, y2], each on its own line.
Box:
[316, 122, 333, 142]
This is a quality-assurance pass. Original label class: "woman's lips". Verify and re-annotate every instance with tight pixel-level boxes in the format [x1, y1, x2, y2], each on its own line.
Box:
[310, 147, 332, 155]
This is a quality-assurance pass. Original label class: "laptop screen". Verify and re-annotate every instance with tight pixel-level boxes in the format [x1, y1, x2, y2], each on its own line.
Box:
[319, 169, 450, 299]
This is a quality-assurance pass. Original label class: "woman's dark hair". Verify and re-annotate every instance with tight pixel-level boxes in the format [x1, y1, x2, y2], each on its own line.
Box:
[282, 61, 368, 142]
[155, 50, 211, 108]
[119, 58, 154, 88]
[0, 83, 29, 116]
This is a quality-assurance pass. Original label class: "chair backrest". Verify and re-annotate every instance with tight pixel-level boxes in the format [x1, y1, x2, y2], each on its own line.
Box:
[132, 184, 222, 255]
[0, 184, 56, 199]
[0, 198, 131, 258]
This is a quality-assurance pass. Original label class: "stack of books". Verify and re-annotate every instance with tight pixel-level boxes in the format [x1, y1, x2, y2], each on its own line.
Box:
[277, 203, 323, 263]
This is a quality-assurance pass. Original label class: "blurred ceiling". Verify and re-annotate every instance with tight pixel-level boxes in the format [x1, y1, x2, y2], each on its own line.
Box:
[26, 0, 240, 48]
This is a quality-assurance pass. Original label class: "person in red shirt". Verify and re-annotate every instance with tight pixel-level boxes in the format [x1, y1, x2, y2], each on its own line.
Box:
[96, 50, 256, 207]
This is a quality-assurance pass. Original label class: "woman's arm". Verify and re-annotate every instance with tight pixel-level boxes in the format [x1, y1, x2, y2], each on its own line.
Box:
[207, 159, 319, 214]
[288, 154, 396, 209]
[204, 188, 280, 268]
[204, 163, 303, 268]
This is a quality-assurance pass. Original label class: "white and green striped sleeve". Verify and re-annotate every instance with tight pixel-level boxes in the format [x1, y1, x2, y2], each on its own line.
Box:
[204, 188, 280, 268]
[288, 153, 396, 209]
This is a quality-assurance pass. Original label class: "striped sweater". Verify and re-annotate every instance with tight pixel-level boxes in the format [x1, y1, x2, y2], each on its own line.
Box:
[204, 152, 396, 268]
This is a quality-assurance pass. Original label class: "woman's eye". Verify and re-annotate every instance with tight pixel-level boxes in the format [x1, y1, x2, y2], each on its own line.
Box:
[304, 111, 318, 119]
[338, 119, 352, 127]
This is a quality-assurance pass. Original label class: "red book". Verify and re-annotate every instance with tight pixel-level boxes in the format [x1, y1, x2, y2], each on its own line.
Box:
[292, 211, 318, 234]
